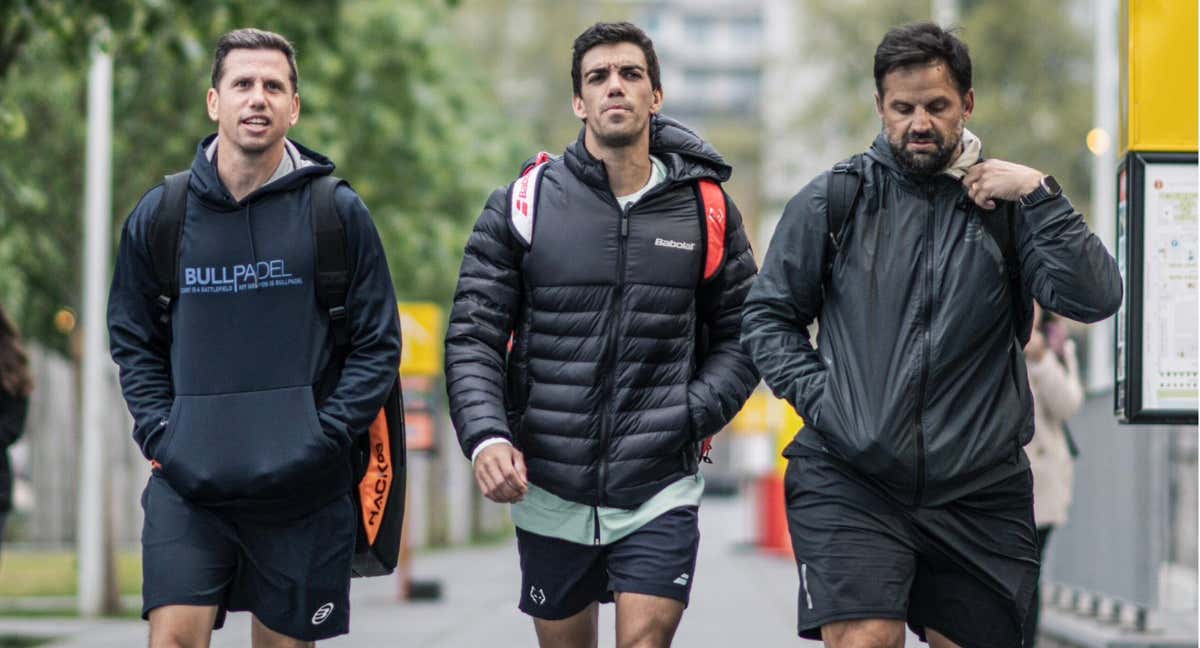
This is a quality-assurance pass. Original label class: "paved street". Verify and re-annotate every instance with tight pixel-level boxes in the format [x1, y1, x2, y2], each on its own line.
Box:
[0, 491, 931, 647]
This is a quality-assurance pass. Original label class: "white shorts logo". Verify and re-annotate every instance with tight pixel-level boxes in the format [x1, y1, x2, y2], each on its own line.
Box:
[312, 602, 334, 625]
[529, 586, 547, 605]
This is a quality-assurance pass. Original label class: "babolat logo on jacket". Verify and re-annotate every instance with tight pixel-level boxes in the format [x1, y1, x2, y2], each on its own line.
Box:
[446, 115, 760, 509]
[107, 135, 402, 522]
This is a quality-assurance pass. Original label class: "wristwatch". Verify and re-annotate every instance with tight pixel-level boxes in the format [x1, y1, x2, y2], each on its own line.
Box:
[1019, 175, 1061, 207]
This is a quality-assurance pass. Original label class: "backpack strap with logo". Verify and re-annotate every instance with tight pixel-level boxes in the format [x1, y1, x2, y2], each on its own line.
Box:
[822, 155, 1031, 345]
[693, 178, 727, 462]
[148, 172, 406, 578]
[308, 176, 407, 578]
[696, 179, 727, 284]
[508, 151, 553, 247]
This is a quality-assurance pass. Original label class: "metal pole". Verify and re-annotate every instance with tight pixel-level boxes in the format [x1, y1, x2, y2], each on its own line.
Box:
[1089, 0, 1118, 392]
[78, 37, 113, 619]
[932, 0, 959, 27]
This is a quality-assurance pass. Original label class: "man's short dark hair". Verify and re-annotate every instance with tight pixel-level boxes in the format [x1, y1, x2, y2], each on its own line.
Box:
[211, 28, 299, 93]
[571, 22, 661, 97]
[873, 22, 971, 97]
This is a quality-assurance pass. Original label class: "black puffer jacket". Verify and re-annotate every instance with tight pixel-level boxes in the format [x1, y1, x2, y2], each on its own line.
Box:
[742, 134, 1121, 506]
[446, 116, 759, 508]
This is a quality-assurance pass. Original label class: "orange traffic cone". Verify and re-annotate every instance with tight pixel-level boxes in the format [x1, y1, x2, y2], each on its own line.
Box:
[756, 473, 793, 557]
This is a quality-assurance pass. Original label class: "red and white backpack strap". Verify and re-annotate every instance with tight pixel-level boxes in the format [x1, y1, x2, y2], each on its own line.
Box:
[509, 151, 553, 247]
[697, 179, 727, 283]
[695, 179, 728, 463]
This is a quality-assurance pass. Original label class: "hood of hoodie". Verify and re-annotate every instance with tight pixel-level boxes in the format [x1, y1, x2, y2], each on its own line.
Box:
[188, 133, 335, 210]
[865, 130, 983, 191]
[563, 114, 732, 191]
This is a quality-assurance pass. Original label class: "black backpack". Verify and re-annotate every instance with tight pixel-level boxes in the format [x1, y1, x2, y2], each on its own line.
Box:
[149, 171, 406, 577]
[824, 155, 1033, 346]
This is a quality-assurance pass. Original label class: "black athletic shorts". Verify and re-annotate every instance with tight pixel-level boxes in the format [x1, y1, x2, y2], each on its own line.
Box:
[784, 450, 1039, 648]
[140, 472, 355, 642]
[515, 505, 700, 620]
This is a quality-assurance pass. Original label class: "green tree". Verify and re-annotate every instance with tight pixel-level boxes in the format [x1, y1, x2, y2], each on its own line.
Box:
[0, 0, 525, 353]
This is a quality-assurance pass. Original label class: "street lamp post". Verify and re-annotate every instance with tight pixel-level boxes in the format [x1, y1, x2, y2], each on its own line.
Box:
[78, 36, 114, 618]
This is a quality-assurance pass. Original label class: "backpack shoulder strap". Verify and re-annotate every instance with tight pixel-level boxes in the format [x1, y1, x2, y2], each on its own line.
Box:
[311, 175, 352, 347]
[697, 179, 727, 283]
[693, 178, 729, 464]
[509, 151, 553, 247]
[149, 171, 190, 324]
[824, 154, 865, 281]
[979, 204, 1033, 345]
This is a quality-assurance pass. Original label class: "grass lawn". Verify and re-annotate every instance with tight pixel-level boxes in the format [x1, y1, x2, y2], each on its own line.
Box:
[0, 637, 55, 647]
[0, 551, 141, 597]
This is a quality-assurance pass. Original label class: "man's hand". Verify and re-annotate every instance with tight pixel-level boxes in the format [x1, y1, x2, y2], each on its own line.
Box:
[474, 443, 529, 503]
[962, 160, 1045, 210]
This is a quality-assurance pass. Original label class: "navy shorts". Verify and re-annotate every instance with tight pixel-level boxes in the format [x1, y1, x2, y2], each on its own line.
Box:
[140, 473, 355, 642]
[785, 450, 1039, 648]
[515, 505, 700, 620]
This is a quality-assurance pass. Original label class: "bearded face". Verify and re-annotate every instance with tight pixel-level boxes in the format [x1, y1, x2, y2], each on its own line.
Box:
[875, 61, 974, 176]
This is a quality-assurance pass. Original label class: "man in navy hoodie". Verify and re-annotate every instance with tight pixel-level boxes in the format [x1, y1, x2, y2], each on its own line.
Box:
[108, 29, 401, 647]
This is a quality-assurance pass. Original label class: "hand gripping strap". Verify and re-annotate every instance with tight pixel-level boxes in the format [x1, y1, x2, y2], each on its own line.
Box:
[509, 151, 553, 247]
[698, 179, 727, 282]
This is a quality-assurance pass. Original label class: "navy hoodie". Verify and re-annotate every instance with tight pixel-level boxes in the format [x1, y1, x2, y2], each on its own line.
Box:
[108, 135, 401, 520]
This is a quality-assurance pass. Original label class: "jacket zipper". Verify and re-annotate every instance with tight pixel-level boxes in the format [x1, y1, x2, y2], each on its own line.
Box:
[592, 174, 677, 507]
[597, 201, 632, 507]
[914, 188, 935, 506]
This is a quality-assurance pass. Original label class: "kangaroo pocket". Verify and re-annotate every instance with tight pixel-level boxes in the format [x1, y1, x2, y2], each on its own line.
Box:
[158, 385, 340, 504]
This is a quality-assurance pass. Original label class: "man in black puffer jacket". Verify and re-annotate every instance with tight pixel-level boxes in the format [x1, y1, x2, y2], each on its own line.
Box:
[742, 23, 1122, 648]
[445, 22, 758, 648]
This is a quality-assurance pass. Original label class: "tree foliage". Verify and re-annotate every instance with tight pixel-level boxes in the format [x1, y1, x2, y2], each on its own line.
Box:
[0, 0, 526, 353]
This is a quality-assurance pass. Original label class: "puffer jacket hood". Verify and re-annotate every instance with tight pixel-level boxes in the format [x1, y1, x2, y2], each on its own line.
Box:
[743, 135, 1121, 506]
[563, 114, 732, 191]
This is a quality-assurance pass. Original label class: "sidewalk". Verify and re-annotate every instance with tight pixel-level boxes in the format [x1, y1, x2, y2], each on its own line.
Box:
[0, 492, 916, 646]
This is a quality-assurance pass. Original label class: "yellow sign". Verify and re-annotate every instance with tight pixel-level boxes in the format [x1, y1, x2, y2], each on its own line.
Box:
[728, 389, 805, 476]
[398, 302, 444, 377]
[777, 399, 803, 477]
[1121, 0, 1198, 153]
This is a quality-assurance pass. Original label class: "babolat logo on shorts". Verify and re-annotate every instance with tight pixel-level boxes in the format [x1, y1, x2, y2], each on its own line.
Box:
[311, 602, 334, 625]
[181, 259, 303, 294]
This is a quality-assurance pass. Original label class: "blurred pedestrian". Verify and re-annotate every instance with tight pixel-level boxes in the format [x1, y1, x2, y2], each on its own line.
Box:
[445, 21, 758, 648]
[741, 22, 1122, 648]
[107, 28, 400, 648]
[0, 303, 32, 563]
[1023, 303, 1084, 647]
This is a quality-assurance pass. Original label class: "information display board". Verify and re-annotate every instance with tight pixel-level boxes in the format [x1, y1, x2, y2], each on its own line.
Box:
[1115, 152, 1199, 424]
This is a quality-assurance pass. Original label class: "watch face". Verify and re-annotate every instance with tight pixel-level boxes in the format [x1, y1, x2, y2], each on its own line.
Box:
[1042, 175, 1061, 194]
